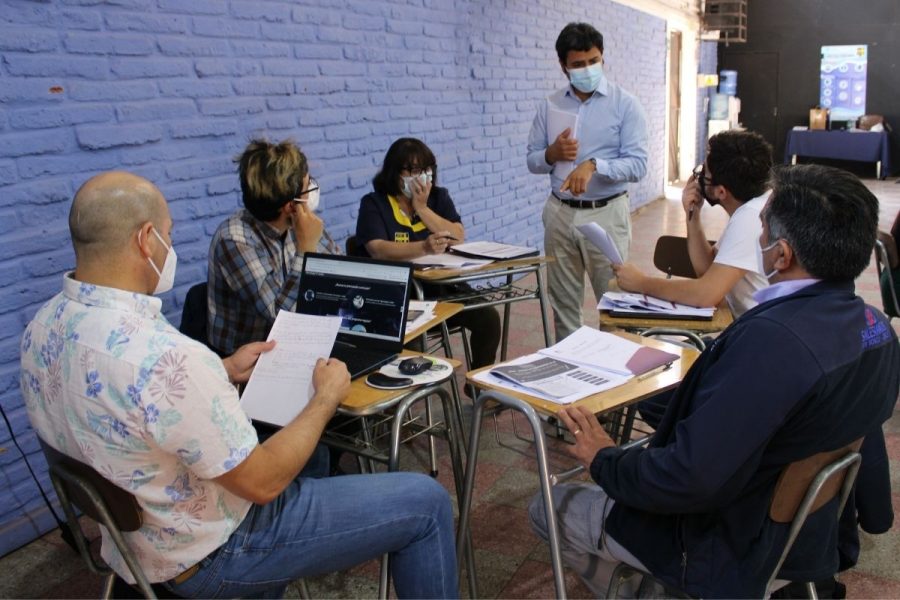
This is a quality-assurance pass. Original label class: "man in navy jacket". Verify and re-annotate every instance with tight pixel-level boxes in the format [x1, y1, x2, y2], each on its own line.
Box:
[530, 164, 899, 598]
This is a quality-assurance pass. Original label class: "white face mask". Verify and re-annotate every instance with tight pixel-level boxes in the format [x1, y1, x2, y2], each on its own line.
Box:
[300, 177, 320, 212]
[144, 228, 177, 294]
[568, 62, 605, 94]
[756, 238, 781, 280]
[400, 170, 432, 199]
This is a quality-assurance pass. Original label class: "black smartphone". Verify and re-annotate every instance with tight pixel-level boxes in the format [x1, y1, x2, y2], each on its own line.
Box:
[366, 372, 414, 389]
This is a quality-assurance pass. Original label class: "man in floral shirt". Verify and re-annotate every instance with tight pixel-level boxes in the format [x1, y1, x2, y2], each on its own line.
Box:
[21, 171, 457, 598]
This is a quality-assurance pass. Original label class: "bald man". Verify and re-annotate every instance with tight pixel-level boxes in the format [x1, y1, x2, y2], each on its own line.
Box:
[20, 172, 458, 598]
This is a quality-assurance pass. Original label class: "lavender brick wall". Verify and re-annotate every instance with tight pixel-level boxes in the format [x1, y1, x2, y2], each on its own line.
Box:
[0, 0, 666, 555]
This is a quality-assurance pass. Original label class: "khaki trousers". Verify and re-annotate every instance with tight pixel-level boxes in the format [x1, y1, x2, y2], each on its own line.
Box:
[542, 193, 632, 340]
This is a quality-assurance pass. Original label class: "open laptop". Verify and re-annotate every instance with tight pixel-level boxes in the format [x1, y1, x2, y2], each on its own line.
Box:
[297, 253, 414, 379]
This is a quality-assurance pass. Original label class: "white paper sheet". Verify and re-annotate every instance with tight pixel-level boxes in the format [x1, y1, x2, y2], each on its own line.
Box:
[240, 311, 342, 427]
[449, 241, 535, 260]
[576, 222, 624, 265]
[409, 253, 494, 270]
[547, 105, 579, 179]
[403, 300, 437, 335]
[537, 326, 647, 376]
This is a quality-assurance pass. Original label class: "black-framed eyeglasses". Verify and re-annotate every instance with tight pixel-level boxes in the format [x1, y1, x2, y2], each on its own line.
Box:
[294, 176, 319, 200]
[692, 164, 715, 187]
[400, 166, 434, 177]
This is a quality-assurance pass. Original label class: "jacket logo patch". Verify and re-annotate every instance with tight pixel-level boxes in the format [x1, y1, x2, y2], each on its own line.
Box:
[394, 232, 409, 243]
[861, 308, 889, 349]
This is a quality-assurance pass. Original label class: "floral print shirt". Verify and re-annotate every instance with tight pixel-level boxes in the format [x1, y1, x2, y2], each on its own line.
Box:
[20, 274, 257, 583]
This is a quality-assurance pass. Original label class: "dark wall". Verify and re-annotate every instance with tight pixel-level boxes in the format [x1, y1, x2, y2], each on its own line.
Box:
[719, 0, 899, 174]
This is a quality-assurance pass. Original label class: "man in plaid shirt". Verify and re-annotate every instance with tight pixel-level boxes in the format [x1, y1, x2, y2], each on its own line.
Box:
[207, 139, 324, 355]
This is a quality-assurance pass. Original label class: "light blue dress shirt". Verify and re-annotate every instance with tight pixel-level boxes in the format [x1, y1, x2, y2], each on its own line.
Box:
[527, 80, 649, 200]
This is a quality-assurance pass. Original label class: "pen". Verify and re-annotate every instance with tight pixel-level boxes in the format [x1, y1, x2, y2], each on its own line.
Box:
[441, 235, 460, 242]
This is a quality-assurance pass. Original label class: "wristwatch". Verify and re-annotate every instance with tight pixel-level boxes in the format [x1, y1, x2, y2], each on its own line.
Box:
[588, 157, 597, 171]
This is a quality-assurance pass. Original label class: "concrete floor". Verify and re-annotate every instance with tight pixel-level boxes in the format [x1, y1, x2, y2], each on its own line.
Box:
[1, 176, 898, 598]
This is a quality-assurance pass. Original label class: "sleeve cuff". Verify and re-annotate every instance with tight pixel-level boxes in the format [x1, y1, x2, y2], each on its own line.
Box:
[592, 157, 611, 177]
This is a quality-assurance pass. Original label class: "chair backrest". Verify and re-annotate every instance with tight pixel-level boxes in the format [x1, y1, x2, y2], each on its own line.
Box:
[875, 239, 900, 319]
[179, 282, 208, 346]
[652, 235, 714, 279]
[40, 438, 142, 531]
[345, 235, 360, 256]
[765, 439, 863, 595]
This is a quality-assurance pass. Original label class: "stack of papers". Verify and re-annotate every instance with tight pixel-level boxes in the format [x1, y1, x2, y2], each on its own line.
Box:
[599, 292, 715, 320]
[449, 241, 537, 260]
[472, 326, 679, 404]
[410, 253, 493, 270]
[403, 300, 437, 335]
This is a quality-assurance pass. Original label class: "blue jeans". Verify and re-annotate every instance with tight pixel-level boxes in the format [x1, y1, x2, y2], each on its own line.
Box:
[164, 471, 458, 599]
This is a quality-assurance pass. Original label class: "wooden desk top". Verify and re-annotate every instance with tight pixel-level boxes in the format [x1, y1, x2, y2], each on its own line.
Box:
[413, 254, 553, 281]
[403, 302, 464, 344]
[465, 332, 699, 417]
[340, 350, 462, 415]
[598, 300, 734, 333]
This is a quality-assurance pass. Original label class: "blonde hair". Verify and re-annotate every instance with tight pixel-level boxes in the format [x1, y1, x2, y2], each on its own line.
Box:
[237, 139, 308, 221]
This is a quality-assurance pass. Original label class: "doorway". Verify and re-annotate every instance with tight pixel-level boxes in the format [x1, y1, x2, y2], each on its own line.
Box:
[719, 51, 780, 146]
[667, 31, 682, 183]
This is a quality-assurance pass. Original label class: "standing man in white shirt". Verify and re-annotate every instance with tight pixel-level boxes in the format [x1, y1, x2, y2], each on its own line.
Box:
[527, 22, 649, 341]
[614, 130, 772, 317]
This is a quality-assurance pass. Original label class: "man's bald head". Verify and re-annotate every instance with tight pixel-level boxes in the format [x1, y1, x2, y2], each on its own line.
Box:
[69, 171, 167, 262]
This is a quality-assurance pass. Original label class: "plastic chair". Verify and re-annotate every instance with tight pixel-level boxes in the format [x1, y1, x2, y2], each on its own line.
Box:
[875, 238, 900, 319]
[651, 236, 711, 279]
[605, 440, 863, 599]
[178, 282, 208, 346]
[38, 438, 157, 599]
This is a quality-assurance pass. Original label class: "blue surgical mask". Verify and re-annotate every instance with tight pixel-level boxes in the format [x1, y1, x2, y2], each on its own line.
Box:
[756, 239, 781, 280]
[568, 63, 605, 94]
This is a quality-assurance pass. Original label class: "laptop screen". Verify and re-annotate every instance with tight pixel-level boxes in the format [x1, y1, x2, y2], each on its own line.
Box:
[297, 253, 413, 344]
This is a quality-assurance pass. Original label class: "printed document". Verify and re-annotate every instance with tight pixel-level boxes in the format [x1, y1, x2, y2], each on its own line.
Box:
[474, 353, 630, 404]
[450, 241, 536, 260]
[576, 222, 624, 265]
[410, 253, 493, 270]
[598, 292, 715, 318]
[547, 105, 579, 179]
[240, 311, 342, 427]
[538, 326, 679, 377]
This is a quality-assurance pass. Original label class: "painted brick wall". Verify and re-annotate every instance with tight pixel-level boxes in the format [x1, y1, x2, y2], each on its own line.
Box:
[0, 0, 666, 555]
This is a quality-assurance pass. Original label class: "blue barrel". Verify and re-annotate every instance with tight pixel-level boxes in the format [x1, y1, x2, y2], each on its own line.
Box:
[719, 69, 738, 96]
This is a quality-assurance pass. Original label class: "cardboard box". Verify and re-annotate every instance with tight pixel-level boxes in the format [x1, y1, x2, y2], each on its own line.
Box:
[809, 108, 828, 130]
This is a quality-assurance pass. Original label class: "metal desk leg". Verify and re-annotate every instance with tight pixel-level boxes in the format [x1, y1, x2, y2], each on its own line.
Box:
[791, 154, 797, 166]
[441, 321, 470, 452]
[390, 385, 475, 599]
[501, 272, 513, 361]
[457, 391, 568, 599]
[536, 263, 554, 347]
[877, 160, 882, 180]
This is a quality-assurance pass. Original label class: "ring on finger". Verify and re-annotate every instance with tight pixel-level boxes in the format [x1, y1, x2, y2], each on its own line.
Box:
[573, 428, 582, 435]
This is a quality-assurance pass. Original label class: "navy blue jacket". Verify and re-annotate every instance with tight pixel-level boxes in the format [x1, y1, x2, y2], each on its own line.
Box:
[592, 280, 899, 598]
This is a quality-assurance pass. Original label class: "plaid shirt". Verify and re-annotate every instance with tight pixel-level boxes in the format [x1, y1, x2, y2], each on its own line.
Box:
[207, 209, 304, 355]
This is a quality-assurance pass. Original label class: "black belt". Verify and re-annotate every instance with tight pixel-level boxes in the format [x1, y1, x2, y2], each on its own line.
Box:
[551, 190, 626, 209]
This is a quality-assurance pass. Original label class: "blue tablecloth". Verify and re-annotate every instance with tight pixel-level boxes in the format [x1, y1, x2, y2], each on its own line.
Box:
[784, 130, 891, 179]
